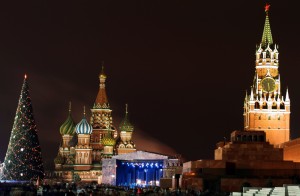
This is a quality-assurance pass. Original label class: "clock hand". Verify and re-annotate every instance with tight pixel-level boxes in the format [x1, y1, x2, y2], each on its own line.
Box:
[268, 83, 270, 91]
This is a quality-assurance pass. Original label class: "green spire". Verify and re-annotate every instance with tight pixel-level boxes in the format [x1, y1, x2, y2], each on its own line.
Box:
[261, 4, 273, 48]
[119, 104, 134, 132]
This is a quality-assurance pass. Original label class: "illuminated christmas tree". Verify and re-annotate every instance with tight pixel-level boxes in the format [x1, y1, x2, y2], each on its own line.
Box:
[1, 75, 44, 181]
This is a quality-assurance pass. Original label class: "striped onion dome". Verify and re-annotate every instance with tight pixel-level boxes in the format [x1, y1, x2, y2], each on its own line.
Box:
[60, 103, 76, 135]
[60, 114, 76, 135]
[101, 132, 116, 146]
[75, 117, 93, 134]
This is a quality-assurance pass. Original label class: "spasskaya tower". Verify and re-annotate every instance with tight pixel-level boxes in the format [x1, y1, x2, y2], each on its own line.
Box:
[244, 4, 290, 145]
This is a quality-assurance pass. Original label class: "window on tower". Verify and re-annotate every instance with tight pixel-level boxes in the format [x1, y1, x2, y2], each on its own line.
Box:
[263, 102, 268, 109]
[272, 102, 277, 109]
[266, 50, 270, 58]
[280, 102, 285, 109]
[255, 102, 260, 109]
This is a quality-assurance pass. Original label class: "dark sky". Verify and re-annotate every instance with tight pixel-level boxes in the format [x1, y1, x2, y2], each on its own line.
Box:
[0, 1, 299, 169]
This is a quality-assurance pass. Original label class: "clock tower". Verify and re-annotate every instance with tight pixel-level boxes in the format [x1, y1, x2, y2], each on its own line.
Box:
[244, 4, 290, 145]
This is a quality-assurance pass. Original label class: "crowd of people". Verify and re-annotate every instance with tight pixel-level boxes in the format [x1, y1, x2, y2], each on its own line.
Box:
[0, 181, 228, 195]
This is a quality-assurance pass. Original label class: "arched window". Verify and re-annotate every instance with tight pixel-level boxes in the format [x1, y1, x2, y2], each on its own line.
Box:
[263, 102, 268, 109]
[272, 102, 277, 109]
[126, 144, 133, 148]
[280, 102, 285, 109]
[255, 102, 260, 109]
[119, 144, 125, 148]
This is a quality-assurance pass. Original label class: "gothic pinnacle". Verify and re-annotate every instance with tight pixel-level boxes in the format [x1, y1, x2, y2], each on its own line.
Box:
[286, 88, 290, 102]
[250, 87, 254, 101]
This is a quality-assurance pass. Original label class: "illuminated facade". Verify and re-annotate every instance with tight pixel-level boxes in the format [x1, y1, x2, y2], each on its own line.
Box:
[243, 5, 290, 145]
[54, 67, 180, 186]
[54, 67, 136, 182]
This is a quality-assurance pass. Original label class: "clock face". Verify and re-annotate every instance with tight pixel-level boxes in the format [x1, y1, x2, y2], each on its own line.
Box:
[261, 77, 276, 92]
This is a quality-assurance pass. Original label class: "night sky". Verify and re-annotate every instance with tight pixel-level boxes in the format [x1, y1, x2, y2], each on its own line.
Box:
[0, 1, 299, 169]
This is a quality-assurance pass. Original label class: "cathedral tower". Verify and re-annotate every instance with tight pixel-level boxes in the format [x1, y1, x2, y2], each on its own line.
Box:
[116, 104, 136, 154]
[59, 102, 76, 158]
[75, 107, 93, 169]
[90, 65, 117, 160]
[244, 4, 290, 145]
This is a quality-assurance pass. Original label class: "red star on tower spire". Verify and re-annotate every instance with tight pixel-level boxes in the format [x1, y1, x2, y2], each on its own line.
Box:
[265, 3, 270, 12]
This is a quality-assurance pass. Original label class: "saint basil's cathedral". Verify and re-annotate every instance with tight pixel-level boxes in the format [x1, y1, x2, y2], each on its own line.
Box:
[54, 68, 180, 185]
[54, 67, 137, 182]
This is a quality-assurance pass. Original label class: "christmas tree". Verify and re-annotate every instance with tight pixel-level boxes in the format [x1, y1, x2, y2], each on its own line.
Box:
[1, 75, 44, 181]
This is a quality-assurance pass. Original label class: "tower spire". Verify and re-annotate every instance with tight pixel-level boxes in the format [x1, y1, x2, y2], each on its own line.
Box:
[244, 90, 248, 103]
[94, 63, 109, 109]
[69, 101, 72, 113]
[261, 3, 273, 48]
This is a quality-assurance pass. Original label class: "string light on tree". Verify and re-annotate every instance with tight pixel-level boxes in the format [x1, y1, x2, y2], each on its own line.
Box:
[1, 74, 44, 181]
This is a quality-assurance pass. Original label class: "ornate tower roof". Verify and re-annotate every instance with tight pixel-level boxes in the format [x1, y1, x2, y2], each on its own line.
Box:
[60, 102, 76, 135]
[119, 104, 134, 132]
[75, 107, 93, 134]
[261, 4, 273, 48]
[94, 65, 109, 109]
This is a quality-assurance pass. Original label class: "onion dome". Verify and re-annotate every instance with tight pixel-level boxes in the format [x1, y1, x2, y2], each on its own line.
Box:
[54, 153, 64, 164]
[101, 131, 116, 146]
[60, 102, 76, 135]
[75, 106, 93, 134]
[119, 104, 134, 132]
